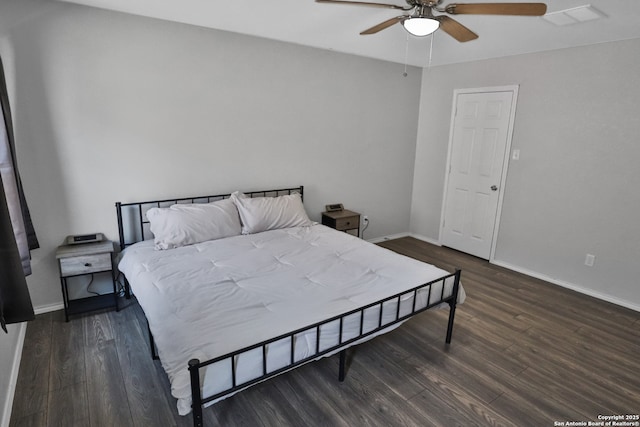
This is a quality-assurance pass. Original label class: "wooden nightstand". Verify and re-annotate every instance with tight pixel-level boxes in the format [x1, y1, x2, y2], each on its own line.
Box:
[322, 209, 361, 237]
[56, 240, 118, 321]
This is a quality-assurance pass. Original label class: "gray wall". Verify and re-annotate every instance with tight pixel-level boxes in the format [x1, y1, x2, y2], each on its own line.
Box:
[411, 39, 640, 310]
[3, 3, 421, 311]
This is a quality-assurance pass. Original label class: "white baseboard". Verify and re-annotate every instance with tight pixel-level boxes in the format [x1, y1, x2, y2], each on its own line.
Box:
[1, 323, 27, 427]
[408, 233, 441, 246]
[367, 232, 441, 246]
[492, 259, 640, 313]
[34, 302, 64, 315]
[366, 232, 410, 244]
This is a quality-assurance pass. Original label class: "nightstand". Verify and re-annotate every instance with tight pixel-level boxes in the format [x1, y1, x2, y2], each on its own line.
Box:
[321, 209, 361, 237]
[56, 240, 118, 321]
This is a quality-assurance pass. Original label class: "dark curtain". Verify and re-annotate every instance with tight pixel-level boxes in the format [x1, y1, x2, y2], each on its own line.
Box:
[0, 56, 38, 333]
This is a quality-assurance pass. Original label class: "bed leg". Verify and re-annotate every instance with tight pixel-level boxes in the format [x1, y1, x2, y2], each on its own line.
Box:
[148, 323, 159, 360]
[189, 359, 203, 427]
[445, 269, 462, 344]
[124, 276, 131, 299]
[338, 349, 347, 382]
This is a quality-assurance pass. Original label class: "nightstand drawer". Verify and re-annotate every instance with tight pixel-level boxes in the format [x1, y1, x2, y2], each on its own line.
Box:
[334, 216, 360, 231]
[59, 253, 112, 277]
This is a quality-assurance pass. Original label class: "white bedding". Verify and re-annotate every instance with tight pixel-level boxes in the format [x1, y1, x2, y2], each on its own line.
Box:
[118, 224, 465, 415]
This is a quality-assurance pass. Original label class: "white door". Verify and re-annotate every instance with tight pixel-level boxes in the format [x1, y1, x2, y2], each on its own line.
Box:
[440, 88, 517, 259]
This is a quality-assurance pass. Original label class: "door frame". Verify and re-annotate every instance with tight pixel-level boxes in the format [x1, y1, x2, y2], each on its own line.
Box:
[438, 85, 519, 261]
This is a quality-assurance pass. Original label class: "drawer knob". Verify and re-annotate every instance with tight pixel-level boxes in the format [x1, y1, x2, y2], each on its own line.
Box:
[345, 222, 350, 226]
[84, 262, 92, 267]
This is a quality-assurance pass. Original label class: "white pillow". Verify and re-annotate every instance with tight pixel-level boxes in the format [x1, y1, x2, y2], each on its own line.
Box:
[231, 192, 313, 234]
[146, 198, 241, 250]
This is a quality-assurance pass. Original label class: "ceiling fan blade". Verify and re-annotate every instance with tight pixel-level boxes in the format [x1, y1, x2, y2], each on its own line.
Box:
[435, 16, 478, 42]
[316, 0, 411, 11]
[444, 3, 547, 16]
[360, 16, 406, 35]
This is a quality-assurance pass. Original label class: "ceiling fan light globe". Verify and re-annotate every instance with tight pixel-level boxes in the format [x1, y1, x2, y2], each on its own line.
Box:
[402, 17, 439, 37]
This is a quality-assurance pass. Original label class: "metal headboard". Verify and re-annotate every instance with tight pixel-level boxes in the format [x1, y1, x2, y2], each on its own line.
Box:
[115, 186, 304, 251]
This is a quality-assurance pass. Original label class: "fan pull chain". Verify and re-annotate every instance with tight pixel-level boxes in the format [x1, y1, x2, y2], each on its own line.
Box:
[428, 32, 434, 70]
[403, 33, 409, 77]
[404, 32, 435, 77]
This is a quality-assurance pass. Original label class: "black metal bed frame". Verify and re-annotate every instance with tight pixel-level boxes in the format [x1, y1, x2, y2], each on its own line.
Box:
[115, 185, 461, 427]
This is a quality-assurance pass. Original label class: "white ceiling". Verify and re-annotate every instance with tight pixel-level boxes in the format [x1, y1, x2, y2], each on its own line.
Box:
[38, 0, 640, 67]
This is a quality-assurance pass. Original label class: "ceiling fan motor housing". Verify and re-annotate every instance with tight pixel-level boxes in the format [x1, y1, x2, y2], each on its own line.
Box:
[410, 0, 442, 7]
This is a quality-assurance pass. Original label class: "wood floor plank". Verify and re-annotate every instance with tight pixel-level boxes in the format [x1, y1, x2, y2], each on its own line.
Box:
[110, 302, 179, 427]
[232, 378, 308, 426]
[459, 294, 532, 333]
[83, 310, 114, 349]
[413, 319, 528, 377]
[451, 309, 525, 351]
[211, 360, 342, 427]
[207, 394, 267, 427]
[83, 311, 133, 427]
[495, 373, 588, 424]
[49, 310, 85, 390]
[516, 365, 616, 418]
[46, 381, 89, 427]
[85, 340, 134, 427]
[11, 312, 53, 419]
[505, 338, 640, 410]
[404, 341, 509, 407]
[290, 357, 398, 426]
[8, 411, 47, 427]
[346, 339, 429, 400]
[313, 355, 432, 427]
[522, 326, 640, 388]
[407, 375, 514, 427]
[11, 237, 640, 427]
[574, 323, 640, 358]
[272, 366, 351, 427]
[9, 389, 47, 421]
[488, 391, 570, 427]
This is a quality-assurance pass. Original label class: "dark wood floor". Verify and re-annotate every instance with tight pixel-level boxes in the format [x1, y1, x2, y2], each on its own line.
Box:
[10, 237, 640, 426]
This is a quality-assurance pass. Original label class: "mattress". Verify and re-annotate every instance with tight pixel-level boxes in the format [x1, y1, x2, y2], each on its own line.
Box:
[118, 224, 465, 415]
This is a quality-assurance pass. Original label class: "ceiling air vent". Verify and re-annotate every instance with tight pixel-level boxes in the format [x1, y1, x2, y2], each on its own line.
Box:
[542, 4, 605, 26]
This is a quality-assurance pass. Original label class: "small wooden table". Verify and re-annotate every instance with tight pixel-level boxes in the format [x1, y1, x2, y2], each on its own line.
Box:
[56, 240, 118, 321]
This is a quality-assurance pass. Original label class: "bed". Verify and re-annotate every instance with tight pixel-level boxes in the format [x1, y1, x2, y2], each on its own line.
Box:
[115, 186, 464, 427]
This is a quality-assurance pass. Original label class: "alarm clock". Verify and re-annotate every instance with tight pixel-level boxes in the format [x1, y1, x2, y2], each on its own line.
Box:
[325, 203, 344, 212]
[64, 233, 105, 245]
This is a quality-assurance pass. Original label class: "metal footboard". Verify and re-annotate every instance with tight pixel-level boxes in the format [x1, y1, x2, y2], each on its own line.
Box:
[188, 269, 461, 427]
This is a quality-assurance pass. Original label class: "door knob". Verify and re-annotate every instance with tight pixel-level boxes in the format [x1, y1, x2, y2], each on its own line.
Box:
[491, 185, 498, 191]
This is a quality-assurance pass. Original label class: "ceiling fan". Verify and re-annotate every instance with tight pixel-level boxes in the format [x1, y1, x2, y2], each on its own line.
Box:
[316, 0, 547, 42]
